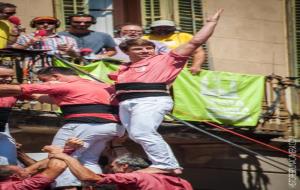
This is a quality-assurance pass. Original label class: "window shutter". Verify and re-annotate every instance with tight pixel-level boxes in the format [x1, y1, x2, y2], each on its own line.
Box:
[57, 0, 89, 28]
[142, 0, 162, 28]
[178, 0, 204, 34]
[177, 0, 208, 69]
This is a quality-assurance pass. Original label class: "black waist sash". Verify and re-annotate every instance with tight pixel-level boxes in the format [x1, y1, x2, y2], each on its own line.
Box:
[115, 83, 169, 101]
[0, 108, 11, 132]
[60, 104, 119, 124]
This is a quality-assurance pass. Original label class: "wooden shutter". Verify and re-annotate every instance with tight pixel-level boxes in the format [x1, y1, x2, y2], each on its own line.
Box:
[54, 0, 89, 29]
[177, 0, 204, 34]
[141, 0, 162, 28]
[177, 0, 208, 69]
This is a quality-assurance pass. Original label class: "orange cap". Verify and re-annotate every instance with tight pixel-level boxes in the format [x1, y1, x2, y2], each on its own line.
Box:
[32, 16, 58, 22]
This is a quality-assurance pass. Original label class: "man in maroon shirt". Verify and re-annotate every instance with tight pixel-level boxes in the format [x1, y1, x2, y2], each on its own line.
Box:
[0, 138, 85, 190]
[0, 67, 125, 189]
[49, 152, 193, 190]
[109, 9, 223, 174]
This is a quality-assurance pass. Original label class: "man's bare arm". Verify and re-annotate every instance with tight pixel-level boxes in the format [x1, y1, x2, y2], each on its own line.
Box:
[24, 158, 49, 175]
[0, 84, 22, 97]
[51, 153, 102, 182]
[173, 9, 223, 57]
[190, 46, 206, 74]
[16, 143, 37, 166]
[40, 158, 67, 180]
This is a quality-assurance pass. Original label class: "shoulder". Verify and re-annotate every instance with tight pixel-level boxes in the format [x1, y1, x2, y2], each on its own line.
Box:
[98, 173, 141, 184]
[0, 20, 12, 30]
[175, 32, 193, 39]
[92, 31, 112, 37]
[114, 38, 123, 44]
[177, 32, 192, 37]
[58, 31, 70, 36]
[19, 32, 34, 39]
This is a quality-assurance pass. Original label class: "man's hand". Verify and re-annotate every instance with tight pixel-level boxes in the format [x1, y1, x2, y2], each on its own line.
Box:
[49, 152, 70, 161]
[173, 9, 223, 57]
[42, 145, 64, 154]
[43, 138, 84, 155]
[206, 8, 224, 22]
[95, 54, 108, 60]
[58, 44, 74, 53]
[64, 137, 84, 150]
[189, 66, 201, 75]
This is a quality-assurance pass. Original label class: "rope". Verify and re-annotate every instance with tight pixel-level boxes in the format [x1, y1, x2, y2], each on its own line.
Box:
[167, 113, 290, 173]
[202, 121, 300, 159]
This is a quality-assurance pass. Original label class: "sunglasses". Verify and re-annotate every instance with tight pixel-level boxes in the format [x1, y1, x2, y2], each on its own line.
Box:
[4, 12, 16, 15]
[35, 21, 57, 25]
[72, 21, 93, 24]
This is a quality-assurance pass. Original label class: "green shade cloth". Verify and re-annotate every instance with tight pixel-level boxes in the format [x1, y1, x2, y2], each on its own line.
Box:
[53, 59, 119, 84]
[172, 69, 265, 126]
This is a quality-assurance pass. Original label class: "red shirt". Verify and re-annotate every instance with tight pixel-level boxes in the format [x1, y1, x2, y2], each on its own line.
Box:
[20, 77, 118, 122]
[109, 52, 189, 85]
[97, 172, 193, 190]
[0, 97, 17, 108]
[0, 173, 53, 190]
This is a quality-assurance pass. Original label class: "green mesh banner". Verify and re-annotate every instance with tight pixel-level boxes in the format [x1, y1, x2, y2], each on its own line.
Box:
[172, 69, 265, 126]
[53, 59, 119, 84]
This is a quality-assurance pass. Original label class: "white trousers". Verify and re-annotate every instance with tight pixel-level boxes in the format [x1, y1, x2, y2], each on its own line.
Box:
[119, 96, 180, 169]
[0, 124, 17, 165]
[52, 122, 125, 187]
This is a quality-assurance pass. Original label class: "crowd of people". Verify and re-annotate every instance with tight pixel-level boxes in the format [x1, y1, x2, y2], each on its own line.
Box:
[0, 2, 223, 189]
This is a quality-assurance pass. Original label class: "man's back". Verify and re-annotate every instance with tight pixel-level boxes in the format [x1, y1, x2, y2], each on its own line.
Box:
[98, 172, 193, 190]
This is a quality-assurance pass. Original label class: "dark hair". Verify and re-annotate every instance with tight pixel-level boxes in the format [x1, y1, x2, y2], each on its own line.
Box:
[37, 67, 78, 76]
[0, 3, 16, 12]
[0, 166, 14, 180]
[114, 153, 150, 171]
[119, 39, 155, 52]
[68, 14, 96, 24]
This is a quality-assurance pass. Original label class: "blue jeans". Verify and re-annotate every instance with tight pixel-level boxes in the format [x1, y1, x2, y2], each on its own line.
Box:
[119, 96, 180, 169]
[0, 124, 17, 165]
[52, 122, 125, 187]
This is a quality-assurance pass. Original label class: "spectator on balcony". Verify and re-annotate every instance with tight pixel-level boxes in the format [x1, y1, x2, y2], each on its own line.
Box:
[112, 23, 169, 63]
[0, 3, 20, 48]
[59, 14, 117, 61]
[143, 19, 206, 75]
[12, 16, 79, 57]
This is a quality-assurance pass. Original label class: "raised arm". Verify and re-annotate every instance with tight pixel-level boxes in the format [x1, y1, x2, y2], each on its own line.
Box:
[173, 9, 223, 57]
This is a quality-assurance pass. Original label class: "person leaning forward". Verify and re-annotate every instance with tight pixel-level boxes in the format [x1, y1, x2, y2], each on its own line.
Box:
[108, 9, 223, 174]
[0, 66, 126, 189]
[49, 152, 194, 190]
